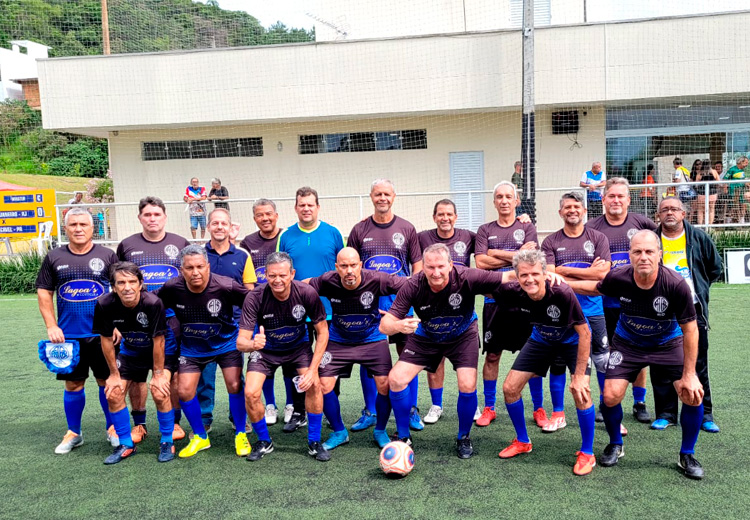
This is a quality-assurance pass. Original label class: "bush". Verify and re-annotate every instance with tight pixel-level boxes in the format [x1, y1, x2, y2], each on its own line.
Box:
[0, 251, 44, 294]
[0, 99, 41, 146]
[19, 129, 70, 162]
[47, 138, 109, 177]
[709, 229, 750, 260]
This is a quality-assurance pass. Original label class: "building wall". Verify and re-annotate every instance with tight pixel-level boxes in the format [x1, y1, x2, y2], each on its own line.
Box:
[0, 41, 48, 101]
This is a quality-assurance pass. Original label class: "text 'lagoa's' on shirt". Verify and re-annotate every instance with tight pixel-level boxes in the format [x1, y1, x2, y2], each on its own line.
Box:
[93, 291, 168, 357]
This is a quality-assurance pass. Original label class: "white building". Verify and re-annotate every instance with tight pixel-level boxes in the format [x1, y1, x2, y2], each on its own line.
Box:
[0, 40, 49, 102]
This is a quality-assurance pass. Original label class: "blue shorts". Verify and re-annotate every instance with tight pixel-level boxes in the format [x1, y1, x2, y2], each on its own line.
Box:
[190, 215, 206, 229]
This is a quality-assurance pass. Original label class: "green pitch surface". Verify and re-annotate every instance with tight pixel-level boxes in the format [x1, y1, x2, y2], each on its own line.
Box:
[1, 287, 749, 520]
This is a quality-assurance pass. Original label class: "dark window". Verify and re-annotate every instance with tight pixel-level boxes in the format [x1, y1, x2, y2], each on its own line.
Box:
[298, 129, 427, 154]
[299, 134, 323, 154]
[376, 132, 402, 151]
[141, 137, 262, 161]
[191, 140, 216, 159]
[238, 137, 263, 157]
[143, 142, 168, 161]
[326, 133, 349, 153]
[166, 141, 191, 160]
[350, 132, 376, 152]
[401, 130, 427, 150]
[216, 139, 239, 158]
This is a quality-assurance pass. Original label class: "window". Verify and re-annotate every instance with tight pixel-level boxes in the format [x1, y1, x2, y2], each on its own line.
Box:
[350, 132, 375, 152]
[401, 130, 427, 150]
[191, 140, 216, 159]
[298, 129, 427, 154]
[376, 132, 402, 151]
[238, 137, 263, 157]
[166, 141, 190, 160]
[142, 137, 263, 161]
[142, 142, 168, 161]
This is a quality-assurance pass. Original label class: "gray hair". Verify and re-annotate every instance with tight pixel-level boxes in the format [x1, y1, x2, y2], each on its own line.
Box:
[371, 178, 395, 193]
[253, 198, 277, 213]
[493, 180, 517, 199]
[629, 229, 661, 250]
[423, 243, 451, 261]
[179, 244, 208, 265]
[604, 177, 630, 195]
[512, 249, 547, 274]
[659, 195, 685, 212]
[737, 155, 749, 164]
[211, 178, 221, 185]
[208, 207, 231, 224]
[64, 207, 93, 226]
[559, 191, 585, 208]
[265, 251, 293, 271]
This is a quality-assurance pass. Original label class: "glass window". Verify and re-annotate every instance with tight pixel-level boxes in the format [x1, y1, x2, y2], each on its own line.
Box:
[238, 137, 263, 157]
[376, 131, 402, 151]
[299, 135, 323, 154]
[191, 140, 216, 159]
[142, 142, 168, 161]
[402, 129, 427, 150]
[325, 133, 349, 153]
[216, 138, 239, 158]
[350, 132, 376, 152]
[166, 141, 191, 160]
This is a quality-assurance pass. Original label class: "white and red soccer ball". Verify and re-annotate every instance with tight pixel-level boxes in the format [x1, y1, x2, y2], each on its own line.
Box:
[379, 441, 415, 477]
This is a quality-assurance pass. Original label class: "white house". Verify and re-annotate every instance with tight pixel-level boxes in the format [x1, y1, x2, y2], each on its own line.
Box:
[0, 40, 49, 102]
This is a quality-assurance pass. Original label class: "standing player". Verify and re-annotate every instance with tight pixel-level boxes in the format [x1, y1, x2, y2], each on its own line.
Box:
[569, 230, 706, 479]
[307, 247, 408, 449]
[541, 192, 612, 433]
[347, 179, 423, 432]
[277, 187, 345, 432]
[36, 207, 119, 454]
[494, 250, 596, 476]
[157, 245, 250, 458]
[474, 181, 537, 428]
[417, 199, 476, 424]
[117, 196, 189, 443]
[238, 252, 331, 462]
[586, 178, 656, 423]
[94, 262, 175, 463]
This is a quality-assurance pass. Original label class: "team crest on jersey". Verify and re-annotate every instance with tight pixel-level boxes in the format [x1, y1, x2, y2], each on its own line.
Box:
[207, 299, 222, 315]
[249, 351, 263, 363]
[627, 228, 638, 240]
[179, 356, 187, 365]
[292, 304, 306, 320]
[608, 351, 623, 367]
[360, 291, 374, 307]
[448, 293, 462, 308]
[116, 359, 121, 369]
[164, 244, 179, 259]
[453, 241, 467, 255]
[320, 351, 332, 368]
[584, 240, 595, 255]
[392, 233, 405, 247]
[89, 257, 105, 273]
[653, 296, 669, 314]
[137, 312, 148, 326]
[484, 331, 492, 343]
[513, 229, 526, 243]
[547, 305, 561, 319]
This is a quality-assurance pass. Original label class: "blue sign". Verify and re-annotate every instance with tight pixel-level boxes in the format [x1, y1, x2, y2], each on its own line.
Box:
[58, 280, 105, 302]
[140, 264, 179, 285]
[3, 194, 34, 203]
[0, 225, 37, 234]
[0, 210, 35, 219]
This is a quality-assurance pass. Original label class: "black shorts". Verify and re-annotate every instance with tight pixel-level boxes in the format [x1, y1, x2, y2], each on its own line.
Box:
[482, 302, 532, 354]
[178, 350, 244, 374]
[246, 343, 313, 378]
[606, 335, 684, 383]
[511, 339, 591, 377]
[318, 340, 392, 378]
[57, 336, 110, 382]
[117, 352, 179, 382]
[588, 314, 609, 356]
[398, 321, 480, 373]
[388, 333, 407, 349]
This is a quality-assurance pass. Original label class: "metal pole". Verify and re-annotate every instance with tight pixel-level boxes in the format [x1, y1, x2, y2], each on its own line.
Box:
[521, 0, 536, 223]
[101, 0, 111, 55]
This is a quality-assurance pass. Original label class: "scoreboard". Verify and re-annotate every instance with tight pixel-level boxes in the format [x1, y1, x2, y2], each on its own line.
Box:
[0, 189, 57, 240]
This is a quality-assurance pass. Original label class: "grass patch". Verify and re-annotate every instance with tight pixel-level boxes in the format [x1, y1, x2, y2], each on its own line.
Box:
[0, 172, 90, 205]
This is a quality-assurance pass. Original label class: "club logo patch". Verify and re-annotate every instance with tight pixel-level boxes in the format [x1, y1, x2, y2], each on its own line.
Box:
[584, 240, 595, 255]
[547, 305, 561, 319]
[249, 351, 263, 363]
[608, 351, 623, 367]
[137, 312, 148, 326]
[453, 241, 467, 255]
[207, 299, 222, 315]
[164, 244, 180, 259]
[179, 356, 187, 365]
[360, 291, 374, 307]
[292, 304, 306, 320]
[320, 351, 332, 368]
[392, 233, 405, 247]
[89, 258, 105, 273]
[513, 229, 526, 243]
[484, 331, 492, 343]
[116, 359, 121, 369]
[627, 228, 638, 240]
[448, 293, 462, 307]
[653, 296, 669, 314]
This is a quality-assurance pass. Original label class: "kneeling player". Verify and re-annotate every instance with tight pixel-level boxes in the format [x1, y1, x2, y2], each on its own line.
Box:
[494, 250, 596, 476]
[94, 262, 175, 463]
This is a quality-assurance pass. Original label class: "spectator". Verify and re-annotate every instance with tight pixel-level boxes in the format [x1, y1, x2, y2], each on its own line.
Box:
[184, 177, 207, 239]
[672, 157, 696, 213]
[695, 159, 720, 225]
[511, 161, 523, 197]
[725, 155, 748, 223]
[208, 178, 230, 211]
[639, 165, 657, 218]
[68, 191, 84, 205]
[580, 162, 606, 218]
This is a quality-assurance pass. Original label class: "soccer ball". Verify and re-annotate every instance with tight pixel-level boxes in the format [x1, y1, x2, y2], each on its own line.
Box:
[379, 441, 414, 477]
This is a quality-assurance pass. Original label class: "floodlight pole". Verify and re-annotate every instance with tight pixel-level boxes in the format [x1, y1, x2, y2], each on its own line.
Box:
[101, 0, 111, 55]
[521, 0, 536, 222]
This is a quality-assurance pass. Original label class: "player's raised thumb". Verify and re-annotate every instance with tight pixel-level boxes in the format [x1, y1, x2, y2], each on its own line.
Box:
[259, 326, 265, 335]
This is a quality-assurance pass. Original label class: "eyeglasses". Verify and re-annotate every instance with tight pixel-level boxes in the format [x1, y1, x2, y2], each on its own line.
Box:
[659, 207, 683, 214]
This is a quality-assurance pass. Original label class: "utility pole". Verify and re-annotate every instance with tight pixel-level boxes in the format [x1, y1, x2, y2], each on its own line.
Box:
[521, 0, 536, 222]
[101, 0, 111, 55]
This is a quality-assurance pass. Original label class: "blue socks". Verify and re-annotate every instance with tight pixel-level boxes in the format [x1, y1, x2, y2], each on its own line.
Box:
[577, 405, 595, 455]
[131, 409, 146, 426]
[173, 408, 182, 425]
[390, 387, 412, 439]
[430, 387, 444, 408]
[633, 385, 647, 404]
[180, 396, 207, 438]
[228, 392, 247, 434]
[361, 366, 378, 414]
[252, 418, 271, 442]
[529, 377, 544, 410]
[601, 402, 624, 445]
[97, 386, 112, 428]
[408, 376, 419, 409]
[483, 379, 497, 410]
[597, 372, 606, 403]
[308, 412, 323, 443]
[680, 403, 703, 454]
[457, 391, 478, 438]
[283, 376, 294, 406]
[157, 409, 174, 443]
[323, 391, 346, 433]
[263, 378, 276, 408]
[111, 407, 134, 447]
[505, 398, 530, 443]
[64, 388, 85, 434]
[375, 393, 391, 431]
[550, 372, 566, 412]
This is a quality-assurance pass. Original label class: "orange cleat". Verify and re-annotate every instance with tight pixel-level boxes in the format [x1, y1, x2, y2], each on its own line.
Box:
[542, 411, 567, 433]
[573, 451, 596, 476]
[533, 408, 549, 428]
[498, 439, 533, 459]
[475, 407, 497, 427]
[173, 423, 186, 441]
[131, 424, 147, 444]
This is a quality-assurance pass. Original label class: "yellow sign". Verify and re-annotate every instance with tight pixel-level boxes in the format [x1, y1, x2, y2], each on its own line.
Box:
[0, 189, 57, 239]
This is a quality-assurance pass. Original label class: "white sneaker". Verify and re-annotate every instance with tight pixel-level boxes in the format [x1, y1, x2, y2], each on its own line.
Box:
[283, 404, 294, 424]
[265, 404, 278, 425]
[55, 430, 84, 454]
[423, 405, 443, 424]
[473, 407, 482, 421]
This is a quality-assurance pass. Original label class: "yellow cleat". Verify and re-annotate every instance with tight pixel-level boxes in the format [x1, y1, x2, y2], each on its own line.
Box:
[178, 435, 210, 458]
[235, 432, 251, 457]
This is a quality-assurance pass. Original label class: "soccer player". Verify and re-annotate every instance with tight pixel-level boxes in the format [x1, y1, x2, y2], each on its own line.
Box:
[157, 245, 250, 458]
[347, 179, 423, 432]
[380, 243, 518, 459]
[474, 181, 537, 428]
[495, 249, 596, 476]
[94, 262, 175, 463]
[307, 247, 408, 449]
[541, 191, 612, 433]
[417, 199, 476, 424]
[240, 198, 292, 426]
[586, 178, 657, 424]
[238, 252, 331, 462]
[116, 196, 189, 443]
[36, 207, 119, 454]
[569, 230, 706, 480]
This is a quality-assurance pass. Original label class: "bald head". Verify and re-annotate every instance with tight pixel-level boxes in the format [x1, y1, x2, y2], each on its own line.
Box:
[629, 229, 662, 279]
[335, 247, 363, 289]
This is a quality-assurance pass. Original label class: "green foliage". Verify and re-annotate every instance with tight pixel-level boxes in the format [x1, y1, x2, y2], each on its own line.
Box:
[0, 251, 44, 294]
[19, 129, 70, 162]
[0, 100, 42, 146]
[85, 176, 114, 202]
[46, 138, 108, 177]
[709, 229, 750, 259]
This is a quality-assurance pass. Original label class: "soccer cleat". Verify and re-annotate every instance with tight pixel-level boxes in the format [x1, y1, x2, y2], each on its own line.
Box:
[178, 435, 210, 458]
[423, 405, 443, 424]
[573, 451, 596, 476]
[104, 444, 136, 465]
[475, 407, 497, 427]
[235, 432, 251, 457]
[106, 425, 119, 447]
[351, 409, 377, 432]
[498, 439, 533, 459]
[283, 404, 294, 424]
[678, 453, 704, 480]
[265, 404, 278, 426]
[701, 421, 720, 433]
[173, 424, 186, 441]
[158, 442, 175, 463]
[322, 429, 350, 451]
[542, 411, 567, 433]
[373, 429, 390, 448]
[620, 423, 628, 436]
[650, 418, 676, 430]
[595, 405, 604, 423]
[599, 444, 624, 467]
[282, 412, 308, 433]
[473, 407, 482, 421]
[633, 402, 651, 423]
[55, 430, 84, 454]
[409, 407, 424, 431]
[390, 433, 414, 447]
[456, 435, 474, 459]
[533, 408, 550, 428]
[308, 441, 331, 462]
[247, 440, 274, 461]
[131, 424, 147, 444]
